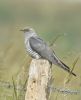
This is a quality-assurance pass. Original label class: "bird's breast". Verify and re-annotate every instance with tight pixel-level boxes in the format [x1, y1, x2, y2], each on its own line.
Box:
[25, 40, 41, 59]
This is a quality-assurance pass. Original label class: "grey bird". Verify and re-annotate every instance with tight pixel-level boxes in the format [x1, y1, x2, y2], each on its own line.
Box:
[20, 27, 76, 76]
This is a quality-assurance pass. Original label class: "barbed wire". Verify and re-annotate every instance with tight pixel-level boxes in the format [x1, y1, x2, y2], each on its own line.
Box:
[0, 80, 26, 91]
[49, 86, 80, 95]
[0, 80, 80, 95]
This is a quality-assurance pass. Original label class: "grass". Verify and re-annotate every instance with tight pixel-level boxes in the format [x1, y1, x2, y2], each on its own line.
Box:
[65, 56, 80, 84]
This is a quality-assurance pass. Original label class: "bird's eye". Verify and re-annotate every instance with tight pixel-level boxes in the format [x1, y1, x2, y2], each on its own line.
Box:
[26, 29, 30, 31]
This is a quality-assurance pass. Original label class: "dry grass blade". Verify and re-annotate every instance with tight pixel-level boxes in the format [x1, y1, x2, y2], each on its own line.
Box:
[50, 34, 63, 47]
[72, 56, 80, 72]
[12, 76, 18, 100]
[22, 78, 28, 90]
[55, 93, 59, 100]
[65, 56, 80, 84]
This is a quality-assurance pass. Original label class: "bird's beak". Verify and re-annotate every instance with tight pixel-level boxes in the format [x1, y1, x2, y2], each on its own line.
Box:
[20, 29, 24, 31]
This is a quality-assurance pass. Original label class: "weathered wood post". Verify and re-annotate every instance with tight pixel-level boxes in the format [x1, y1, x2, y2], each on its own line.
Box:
[25, 59, 52, 100]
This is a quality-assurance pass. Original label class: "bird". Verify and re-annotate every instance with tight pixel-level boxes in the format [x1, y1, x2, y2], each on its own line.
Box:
[20, 27, 76, 77]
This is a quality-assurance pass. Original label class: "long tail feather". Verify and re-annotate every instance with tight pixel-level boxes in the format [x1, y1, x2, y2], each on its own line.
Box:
[60, 61, 76, 77]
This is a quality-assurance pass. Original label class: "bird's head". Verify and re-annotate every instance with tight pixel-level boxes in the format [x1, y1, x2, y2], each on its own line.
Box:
[20, 27, 37, 39]
[20, 27, 35, 33]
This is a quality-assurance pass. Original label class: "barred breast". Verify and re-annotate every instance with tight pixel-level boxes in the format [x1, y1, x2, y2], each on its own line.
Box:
[25, 40, 41, 59]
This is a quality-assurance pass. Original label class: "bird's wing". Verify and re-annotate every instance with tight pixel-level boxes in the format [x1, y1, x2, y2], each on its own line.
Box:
[29, 36, 54, 60]
[29, 36, 76, 76]
[29, 37, 63, 64]
[29, 36, 66, 66]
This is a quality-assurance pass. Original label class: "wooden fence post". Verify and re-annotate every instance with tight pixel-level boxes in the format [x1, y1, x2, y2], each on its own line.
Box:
[25, 59, 52, 100]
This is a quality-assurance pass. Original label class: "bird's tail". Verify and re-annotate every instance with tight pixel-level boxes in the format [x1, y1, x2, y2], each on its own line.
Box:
[60, 61, 76, 77]
[52, 53, 76, 76]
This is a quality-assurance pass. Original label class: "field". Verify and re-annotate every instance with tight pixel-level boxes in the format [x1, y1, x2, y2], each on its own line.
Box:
[0, 0, 81, 100]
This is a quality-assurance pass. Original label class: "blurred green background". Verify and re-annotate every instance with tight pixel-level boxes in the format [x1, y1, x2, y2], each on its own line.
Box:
[0, 0, 81, 100]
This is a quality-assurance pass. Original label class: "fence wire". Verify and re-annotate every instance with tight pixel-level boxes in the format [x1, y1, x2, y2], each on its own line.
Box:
[0, 80, 80, 95]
